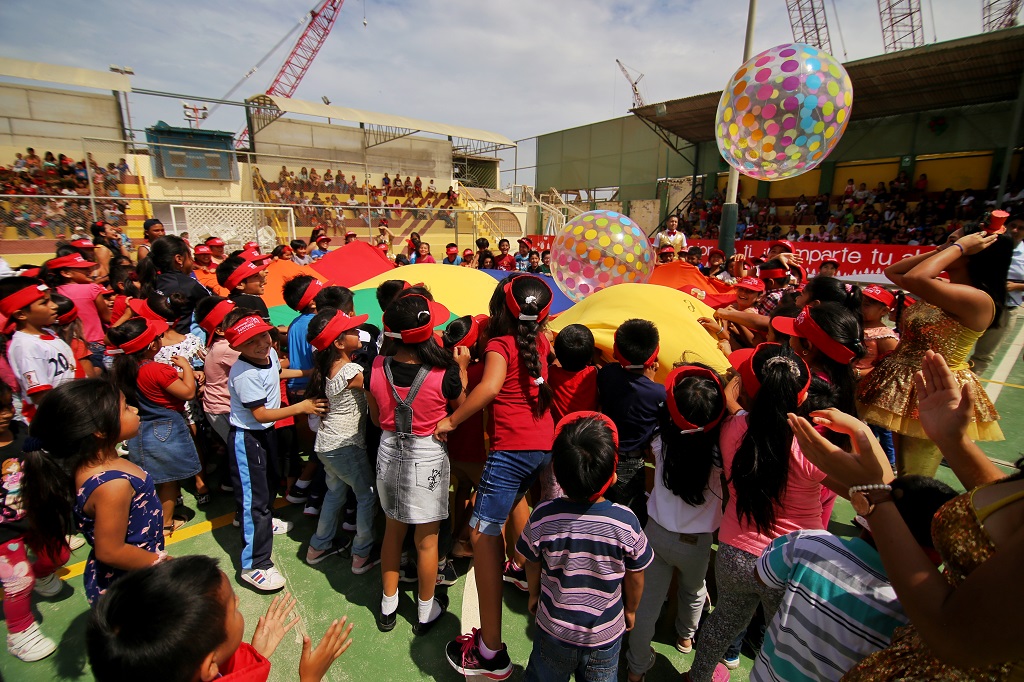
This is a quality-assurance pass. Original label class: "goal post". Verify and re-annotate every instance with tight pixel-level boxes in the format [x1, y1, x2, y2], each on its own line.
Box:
[169, 204, 295, 252]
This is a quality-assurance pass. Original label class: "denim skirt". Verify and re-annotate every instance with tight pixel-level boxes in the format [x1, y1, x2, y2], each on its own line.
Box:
[376, 431, 449, 524]
[127, 406, 201, 485]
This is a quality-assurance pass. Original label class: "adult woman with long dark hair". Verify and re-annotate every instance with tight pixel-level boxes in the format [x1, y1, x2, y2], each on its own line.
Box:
[857, 226, 1011, 477]
[136, 235, 209, 335]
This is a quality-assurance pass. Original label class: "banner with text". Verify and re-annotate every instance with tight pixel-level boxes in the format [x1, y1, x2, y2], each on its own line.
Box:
[689, 240, 935, 277]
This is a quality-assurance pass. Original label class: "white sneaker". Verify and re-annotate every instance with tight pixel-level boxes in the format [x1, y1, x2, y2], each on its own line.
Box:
[33, 573, 63, 597]
[271, 518, 293, 535]
[7, 622, 56, 662]
[240, 566, 286, 592]
[66, 534, 86, 551]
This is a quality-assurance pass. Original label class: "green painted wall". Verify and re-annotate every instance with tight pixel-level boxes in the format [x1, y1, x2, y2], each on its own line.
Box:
[536, 101, 1023, 200]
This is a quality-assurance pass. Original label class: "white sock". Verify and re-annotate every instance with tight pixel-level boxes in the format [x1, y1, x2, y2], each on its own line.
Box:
[417, 596, 442, 624]
[381, 590, 398, 616]
[294, 478, 311, 489]
[479, 635, 501, 660]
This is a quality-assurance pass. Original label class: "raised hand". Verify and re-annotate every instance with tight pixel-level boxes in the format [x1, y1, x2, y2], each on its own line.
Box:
[251, 591, 300, 658]
[299, 617, 353, 682]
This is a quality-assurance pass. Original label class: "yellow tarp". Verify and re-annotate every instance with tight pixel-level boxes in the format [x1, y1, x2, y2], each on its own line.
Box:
[548, 283, 729, 383]
[351, 263, 499, 317]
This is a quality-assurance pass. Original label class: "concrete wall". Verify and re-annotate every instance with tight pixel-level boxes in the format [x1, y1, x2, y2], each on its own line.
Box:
[0, 83, 123, 157]
[253, 119, 453, 187]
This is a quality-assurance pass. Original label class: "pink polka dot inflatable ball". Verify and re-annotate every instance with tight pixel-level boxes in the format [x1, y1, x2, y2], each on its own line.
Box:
[715, 43, 853, 181]
[550, 210, 656, 303]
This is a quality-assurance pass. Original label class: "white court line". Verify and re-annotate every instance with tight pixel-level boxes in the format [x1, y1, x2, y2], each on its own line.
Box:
[983, 317, 1024, 404]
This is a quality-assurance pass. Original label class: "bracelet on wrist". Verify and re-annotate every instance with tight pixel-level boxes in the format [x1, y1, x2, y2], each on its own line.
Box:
[848, 483, 891, 496]
[951, 242, 965, 256]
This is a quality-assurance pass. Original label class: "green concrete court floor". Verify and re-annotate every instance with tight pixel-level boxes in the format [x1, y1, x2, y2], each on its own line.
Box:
[3, 317, 1023, 681]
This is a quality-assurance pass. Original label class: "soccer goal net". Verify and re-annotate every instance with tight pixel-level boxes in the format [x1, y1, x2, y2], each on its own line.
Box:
[169, 204, 295, 252]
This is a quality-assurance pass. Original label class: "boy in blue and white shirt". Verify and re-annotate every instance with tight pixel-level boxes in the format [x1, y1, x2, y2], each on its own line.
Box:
[224, 310, 327, 592]
[753, 475, 956, 682]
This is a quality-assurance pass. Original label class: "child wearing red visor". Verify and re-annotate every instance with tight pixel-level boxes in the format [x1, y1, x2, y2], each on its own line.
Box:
[366, 294, 469, 635]
[518, 412, 653, 682]
[0, 277, 75, 420]
[686, 344, 824, 682]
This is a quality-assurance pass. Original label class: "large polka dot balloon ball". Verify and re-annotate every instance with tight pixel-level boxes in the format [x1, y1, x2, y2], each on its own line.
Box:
[550, 210, 655, 303]
[715, 43, 853, 181]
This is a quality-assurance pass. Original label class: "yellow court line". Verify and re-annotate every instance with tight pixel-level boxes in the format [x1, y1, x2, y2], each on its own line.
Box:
[982, 379, 1024, 390]
[56, 498, 289, 581]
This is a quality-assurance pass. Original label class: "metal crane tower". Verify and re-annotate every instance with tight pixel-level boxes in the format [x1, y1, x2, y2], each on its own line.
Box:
[785, 0, 833, 53]
[616, 59, 646, 110]
[983, 0, 1023, 30]
[877, 0, 924, 53]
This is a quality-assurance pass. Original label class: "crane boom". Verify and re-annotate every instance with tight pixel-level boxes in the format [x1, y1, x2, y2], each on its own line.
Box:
[616, 59, 646, 110]
[237, 0, 345, 148]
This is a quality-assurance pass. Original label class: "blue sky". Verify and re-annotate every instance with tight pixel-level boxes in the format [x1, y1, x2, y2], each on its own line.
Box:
[0, 1, 996, 143]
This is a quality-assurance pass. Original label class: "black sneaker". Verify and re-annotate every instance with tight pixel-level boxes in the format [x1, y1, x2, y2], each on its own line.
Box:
[437, 559, 459, 586]
[398, 561, 418, 583]
[502, 559, 528, 592]
[378, 608, 397, 633]
[445, 629, 513, 680]
[412, 592, 449, 636]
[285, 483, 311, 504]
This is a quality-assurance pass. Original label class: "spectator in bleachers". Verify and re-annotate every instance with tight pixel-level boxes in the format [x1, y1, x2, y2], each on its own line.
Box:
[447, 186, 457, 203]
[413, 176, 423, 197]
[403, 176, 412, 194]
[323, 168, 334, 190]
[381, 172, 391, 194]
[428, 179, 437, 196]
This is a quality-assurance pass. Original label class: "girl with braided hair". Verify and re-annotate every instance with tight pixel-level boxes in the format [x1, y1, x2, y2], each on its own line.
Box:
[436, 274, 555, 680]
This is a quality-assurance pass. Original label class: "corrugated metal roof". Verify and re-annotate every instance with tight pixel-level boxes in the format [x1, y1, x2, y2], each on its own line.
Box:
[634, 25, 1024, 144]
[258, 95, 514, 147]
[0, 57, 132, 92]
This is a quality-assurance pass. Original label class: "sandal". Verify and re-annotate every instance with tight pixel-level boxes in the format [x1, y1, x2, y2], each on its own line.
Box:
[163, 517, 186, 536]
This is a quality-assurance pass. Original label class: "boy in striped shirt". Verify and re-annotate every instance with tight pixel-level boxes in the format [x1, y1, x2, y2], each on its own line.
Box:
[517, 412, 653, 682]
[753, 475, 956, 682]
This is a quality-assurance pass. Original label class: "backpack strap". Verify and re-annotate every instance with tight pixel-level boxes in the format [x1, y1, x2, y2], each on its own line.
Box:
[383, 357, 431, 438]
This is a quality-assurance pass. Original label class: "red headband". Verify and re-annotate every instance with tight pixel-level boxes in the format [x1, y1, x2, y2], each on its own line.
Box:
[198, 299, 236, 342]
[297, 278, 325, 312]
[613, 342, 659, 370]
[772, 308, 857, 365]
[224, 255, 270, 291]
[106, 319, 168, 356]
[758, 267, 788, 280]
[310, 311, 370, 351]
[0, 284, 47, 317]
[454, 314, 489, 349]
[554, 411, 619, 503]
[503, 276, 551, 322]
[225, 315, 274, 347]
[383, 295, 450, 344]
[664, 366, 726, 434]
[862, 285, 895, 307]
[57, 305, 79, 326]
[729, 343, 811, 402]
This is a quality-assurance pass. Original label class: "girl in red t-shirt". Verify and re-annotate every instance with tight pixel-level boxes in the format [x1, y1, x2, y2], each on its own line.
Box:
[441, 314, 490, 559]
[434, 274, 555, 679]
[107, 317, 201, 536]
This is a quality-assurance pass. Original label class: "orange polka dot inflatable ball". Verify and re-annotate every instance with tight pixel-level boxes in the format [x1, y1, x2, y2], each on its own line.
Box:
[716, 43, 853, 181]
[550, 210, 656, 303]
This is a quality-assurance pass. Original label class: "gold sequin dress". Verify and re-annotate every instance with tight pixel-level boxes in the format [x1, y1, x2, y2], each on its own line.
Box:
[842, 485, 1024, 681]
[857, 302, 1002, 441]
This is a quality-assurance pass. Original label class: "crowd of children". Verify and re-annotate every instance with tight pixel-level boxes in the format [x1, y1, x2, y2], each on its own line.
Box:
[0, 214, 1021, 682]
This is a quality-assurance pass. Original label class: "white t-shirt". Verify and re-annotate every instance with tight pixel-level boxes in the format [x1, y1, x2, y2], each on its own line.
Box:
[7, 330, 76, 416]
[228, 348, 282, 430]
[646, 434, 725, 534]
[314, 362, 367, 453]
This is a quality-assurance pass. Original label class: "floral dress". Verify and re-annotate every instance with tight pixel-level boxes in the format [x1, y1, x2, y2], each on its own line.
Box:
[75, 470, 164, 605]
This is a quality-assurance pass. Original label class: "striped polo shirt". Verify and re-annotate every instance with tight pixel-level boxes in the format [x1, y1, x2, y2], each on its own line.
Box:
[516, 498, 653, 648]
[753, 530, 909, 682]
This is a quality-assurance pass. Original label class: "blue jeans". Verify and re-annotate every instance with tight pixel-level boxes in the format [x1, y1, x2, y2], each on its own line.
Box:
[470, 449, 550, 536]
[525, 629, 621, 682]
[871, 424, 897, 468]
[311, 445, 376, 557]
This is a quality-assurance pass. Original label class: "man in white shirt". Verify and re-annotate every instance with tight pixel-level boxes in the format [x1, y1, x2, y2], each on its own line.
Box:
[655, 215, 687, 252]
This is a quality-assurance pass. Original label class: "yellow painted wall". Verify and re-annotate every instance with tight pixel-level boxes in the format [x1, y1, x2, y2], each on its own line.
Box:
[769, 169, 821, 199]
[832, 158, 901, 196]
[915, 153, 993, 191]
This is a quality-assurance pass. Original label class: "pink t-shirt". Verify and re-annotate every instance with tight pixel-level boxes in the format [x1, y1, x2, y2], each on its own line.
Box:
[58, 283, 105, 342]
[718, 414, 826, 557]
[202, 338, 241, 415]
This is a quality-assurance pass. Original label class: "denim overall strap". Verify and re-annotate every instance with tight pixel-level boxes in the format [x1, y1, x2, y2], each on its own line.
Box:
[382, 357, 430, 439]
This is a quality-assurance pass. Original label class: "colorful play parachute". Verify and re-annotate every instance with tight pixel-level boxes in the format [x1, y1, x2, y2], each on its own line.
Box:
[548, 283, 729, 382]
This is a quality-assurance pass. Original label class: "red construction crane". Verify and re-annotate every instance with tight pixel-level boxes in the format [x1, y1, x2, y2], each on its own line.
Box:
[236, 0, 345, 148]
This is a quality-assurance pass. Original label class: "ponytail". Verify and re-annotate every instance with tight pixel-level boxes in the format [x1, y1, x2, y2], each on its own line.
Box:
[107, 318, 150, 406]
[516, 320, 553, 418]
[20, 447, 75, 557]
[138, 235, 189, 297]
[660, 367, 724, 506]
[731, 345, 810, 535]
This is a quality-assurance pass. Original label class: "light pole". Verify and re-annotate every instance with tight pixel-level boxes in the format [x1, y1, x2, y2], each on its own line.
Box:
[109, 65, 135, 146]
[182, 102, 209, 129]
[322, 95, 332, 125]
[718, 0, 758, 257]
